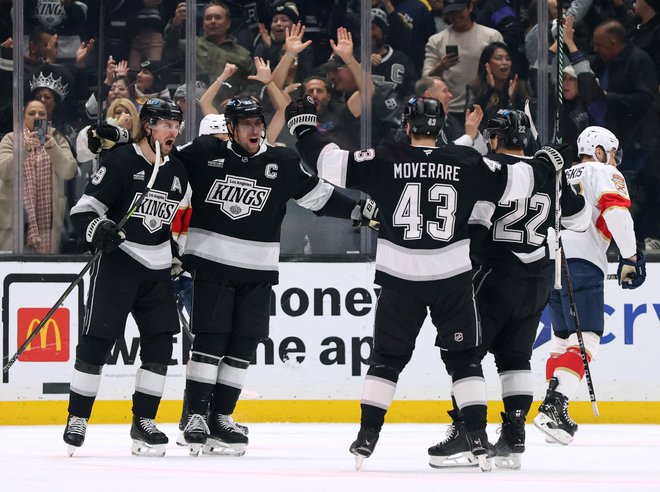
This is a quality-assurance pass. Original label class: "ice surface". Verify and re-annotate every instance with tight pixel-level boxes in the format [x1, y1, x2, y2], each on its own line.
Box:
[2, 423, 659, 491]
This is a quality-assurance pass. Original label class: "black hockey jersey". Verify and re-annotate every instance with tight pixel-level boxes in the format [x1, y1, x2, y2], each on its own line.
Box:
[173, 137, 357, 284]
[297, 131, 556, 290]
[468, 152, 591, 276]
[71, 143, 189, 277]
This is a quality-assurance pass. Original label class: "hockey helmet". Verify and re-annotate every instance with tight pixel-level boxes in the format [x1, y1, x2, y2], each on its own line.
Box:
[224, 96, 266, 129]
[402, 96, 445, 136]
[577, 126, 620, 162]
[140, 98, 183, 126]
[485, 109, 532, 148]
[199, 114, 228, 136]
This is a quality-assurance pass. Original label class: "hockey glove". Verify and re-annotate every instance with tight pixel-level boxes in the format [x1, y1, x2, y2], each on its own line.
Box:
[617, 251, 646, 289]
[286, 96, 318, 137]
[352, 199, 380, 231]
[534, 143, 574, 172]
[86, 217, 126, 253]
[170, 237, 185, 278]
[87, 123, 131, 154]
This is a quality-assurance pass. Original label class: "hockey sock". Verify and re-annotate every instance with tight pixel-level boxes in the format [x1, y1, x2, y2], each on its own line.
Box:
[132, 363, 167, 419]
[499, 369, 533, 414]
[553, 347, 591, 399]
[359, 366, 399, 431]
[185, 351, 221, 414]
[68, 359, 103, 418]
[210, 356, 250, 415]
[452, 367, 487, 432]
[546, 355, 562, 381]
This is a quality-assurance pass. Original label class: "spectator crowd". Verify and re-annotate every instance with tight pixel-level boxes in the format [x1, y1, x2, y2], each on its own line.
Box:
[0, 0, 658, 255]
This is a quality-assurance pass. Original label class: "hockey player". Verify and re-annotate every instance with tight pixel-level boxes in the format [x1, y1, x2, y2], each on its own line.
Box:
[534, 126, 646, 445]
[173, 96, 373, 457]
[63, 99, 189, 457]
[286, 96, 571, 471]
[430, 110, 591, 470]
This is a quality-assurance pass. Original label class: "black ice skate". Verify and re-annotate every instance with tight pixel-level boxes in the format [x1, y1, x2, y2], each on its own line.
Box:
[493, 410, 526, 470]
[428, 410, 479, 469]
[349, 427, 380, 471]
[181, 413, 209, 456]
[203, 412, 249, 456]
[130, 415, 168, 457]
[466, 428, 493, 472]
[63, 415, 88, 457]
[533, 377, 578, 445]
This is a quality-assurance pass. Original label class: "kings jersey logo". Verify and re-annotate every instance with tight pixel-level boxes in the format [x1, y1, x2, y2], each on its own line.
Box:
[205, 175, 271, 219]
[129, 190, 179, 233]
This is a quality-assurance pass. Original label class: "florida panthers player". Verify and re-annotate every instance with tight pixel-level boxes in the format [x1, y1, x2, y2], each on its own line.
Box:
[287, 95, 571, 471]
[173, 96, 372, 457]
[64, 99, 189, 457]
[429, 110, 591, 471]
[534, 126, 646, 445]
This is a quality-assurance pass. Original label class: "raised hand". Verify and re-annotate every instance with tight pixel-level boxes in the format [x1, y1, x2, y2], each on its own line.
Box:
[248, 57, 272, 84]
[45, 33, 58, 63]
[508, 74, 519, 100]
[171, 2, 186, 28]
[75, 38, 95, 68]
[330, 27, 354, 63]
[116, 60, 129, 77]
[464, 104, 483, 140]
[284, 22, 312, 56]
[371, 53, 383, 66]
[217, 62, 237, 83]
[259, 23, 272, 49]
[485, 62, 495, 87]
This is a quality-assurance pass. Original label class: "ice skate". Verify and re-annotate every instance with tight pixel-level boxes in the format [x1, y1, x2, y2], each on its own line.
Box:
[349, 427, 379, 471]
[533, 377, 578, 445]
[63, 415, 88, 457]
[493, 410, 526, 470]
[466, 429, 492, 472]
[181, 413, 209, 456]
[130, 415, 168, 457]
[428, 410, 479, 469]
[202, 412, 248, 456]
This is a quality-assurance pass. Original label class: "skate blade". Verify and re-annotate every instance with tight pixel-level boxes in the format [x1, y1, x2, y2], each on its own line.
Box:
[131, 440, 166, 457]
[533, 414, 573, 445]
[66, 444, 78, 457]
[176, 431, 187, 447]
[545, 435, 561, 444]
[202, 438, 246, 457]
[494, 454, 521, 470]
[429, 452, 479, 469]
[188, 443, 204, 456]
[476, 454, 492, 472]
[353, 454, 365, 471]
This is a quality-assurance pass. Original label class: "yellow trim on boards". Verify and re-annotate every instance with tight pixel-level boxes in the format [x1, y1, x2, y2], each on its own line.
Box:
[1, 400, 659, 425]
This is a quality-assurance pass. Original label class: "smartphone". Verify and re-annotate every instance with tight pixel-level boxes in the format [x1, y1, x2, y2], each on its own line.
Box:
[446, 45, 459, 58]
[34, 119, 48, 145]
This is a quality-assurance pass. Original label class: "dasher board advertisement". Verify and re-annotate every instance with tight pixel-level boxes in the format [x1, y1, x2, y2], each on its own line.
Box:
[1, 261, 659, 410]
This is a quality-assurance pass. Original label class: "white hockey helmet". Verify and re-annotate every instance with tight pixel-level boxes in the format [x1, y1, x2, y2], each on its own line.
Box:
[198, 113, 228, 136]
[576, 126, 619, 161]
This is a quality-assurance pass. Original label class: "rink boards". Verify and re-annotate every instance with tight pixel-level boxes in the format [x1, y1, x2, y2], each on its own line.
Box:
[1, 260, 659, 425]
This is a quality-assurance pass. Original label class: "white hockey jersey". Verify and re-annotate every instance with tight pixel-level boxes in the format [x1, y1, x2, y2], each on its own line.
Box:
[548, 160, 637, 275]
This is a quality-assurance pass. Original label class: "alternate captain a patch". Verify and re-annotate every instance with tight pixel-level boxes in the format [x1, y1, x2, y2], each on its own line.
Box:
[205, 175, 271, 219]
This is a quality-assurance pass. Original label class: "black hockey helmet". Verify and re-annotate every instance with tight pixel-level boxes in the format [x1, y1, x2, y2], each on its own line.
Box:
[402, 96, 445, 136]
[485, 109, 532, 148]
[140, 98, 183, 126]
[225, 96, 266, 129]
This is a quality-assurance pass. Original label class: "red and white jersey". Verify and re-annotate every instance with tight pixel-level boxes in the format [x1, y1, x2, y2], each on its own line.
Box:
[548, 160, 637, 275]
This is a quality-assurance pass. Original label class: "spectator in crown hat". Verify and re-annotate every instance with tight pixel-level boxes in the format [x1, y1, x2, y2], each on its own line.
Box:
[28, 64, 74, 136]
[370, 8, 417, 100]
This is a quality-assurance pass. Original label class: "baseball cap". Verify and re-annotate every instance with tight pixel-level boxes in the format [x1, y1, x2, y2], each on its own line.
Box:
[322, 55, 347, 72]
[563, 65, 577, 79]
[444, 0, 469, 14]
[371, 8, 390, 36]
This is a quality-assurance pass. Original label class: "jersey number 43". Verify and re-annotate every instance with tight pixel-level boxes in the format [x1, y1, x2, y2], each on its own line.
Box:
[393, 183, 457, 241]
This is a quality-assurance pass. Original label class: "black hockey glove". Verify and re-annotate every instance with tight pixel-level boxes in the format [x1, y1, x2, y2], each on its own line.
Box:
[617, 251, 646, 289]
[87, 123, 131, 154]
[86, 217, 126, 253]
[351, 199, 380, 231]
[534, 143, 574, 172]
[286, 96, 318, 138]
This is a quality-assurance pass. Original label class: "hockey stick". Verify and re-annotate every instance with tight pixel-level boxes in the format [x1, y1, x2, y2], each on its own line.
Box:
[96, 1, 106, 128]
[560, 249, 600, 416]
[2, 142, 163, 374]
[553, 4, 566, 290]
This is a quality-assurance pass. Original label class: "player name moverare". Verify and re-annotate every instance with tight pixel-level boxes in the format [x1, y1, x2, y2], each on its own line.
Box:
[393, 162, 460, 181]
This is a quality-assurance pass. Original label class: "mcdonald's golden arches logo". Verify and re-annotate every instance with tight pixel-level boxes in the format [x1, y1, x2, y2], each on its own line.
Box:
[17, 308, 70, 362]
